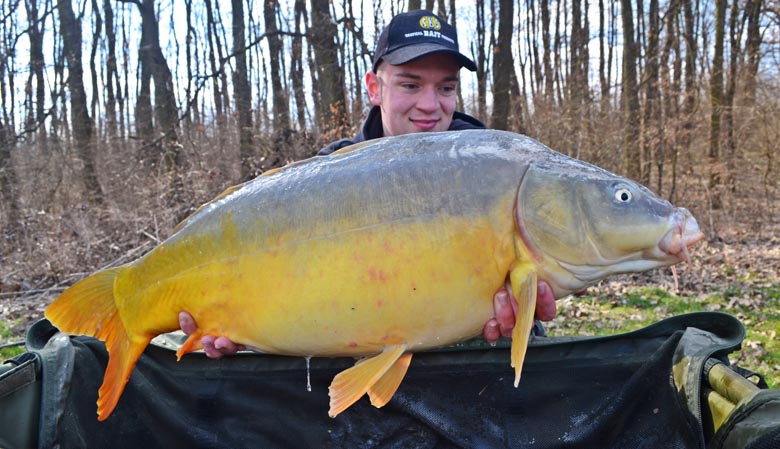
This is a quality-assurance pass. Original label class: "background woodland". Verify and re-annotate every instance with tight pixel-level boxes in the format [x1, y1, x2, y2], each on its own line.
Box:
[1, 0, 779, 357]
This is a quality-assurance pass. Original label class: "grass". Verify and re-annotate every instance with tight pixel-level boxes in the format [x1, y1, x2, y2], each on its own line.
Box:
[546, 283, 780, 388]
[0, 321, 26, 360]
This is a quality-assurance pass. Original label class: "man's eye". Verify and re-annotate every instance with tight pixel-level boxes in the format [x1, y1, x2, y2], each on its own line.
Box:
[401, 83, 419, 90]
[438, 86, 457, 96]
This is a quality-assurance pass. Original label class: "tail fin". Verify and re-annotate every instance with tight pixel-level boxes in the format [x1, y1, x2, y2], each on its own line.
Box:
[45, 268, 151, 421]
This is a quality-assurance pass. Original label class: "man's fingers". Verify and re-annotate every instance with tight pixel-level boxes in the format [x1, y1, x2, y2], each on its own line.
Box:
[493, 288, 516, 338]
[201, 335, 224, 359]
[535, 281, 557, 321]
[179, 311, 197, 335]
[483, 319, 501, 343]
[214, 337, 243, 355]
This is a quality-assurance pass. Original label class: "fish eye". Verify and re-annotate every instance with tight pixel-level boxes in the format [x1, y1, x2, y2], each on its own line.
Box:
[615, 188, 633, 203]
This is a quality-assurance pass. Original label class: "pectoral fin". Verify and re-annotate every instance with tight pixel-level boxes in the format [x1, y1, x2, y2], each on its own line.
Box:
[175, 332, 204, 361]
[367, 353, 413, 408]
[509, 265, 537, 387]
[328, 345, 407, 417]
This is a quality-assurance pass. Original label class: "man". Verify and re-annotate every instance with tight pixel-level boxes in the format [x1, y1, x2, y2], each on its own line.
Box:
[179, 10, 557, 357]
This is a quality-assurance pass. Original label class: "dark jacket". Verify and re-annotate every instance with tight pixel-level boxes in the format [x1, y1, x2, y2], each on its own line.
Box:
[317, 106, 485, 156]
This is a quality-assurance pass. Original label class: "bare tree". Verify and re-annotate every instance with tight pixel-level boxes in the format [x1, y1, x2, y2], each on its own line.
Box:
[490, 0, 514, 130]
[104, 0, 119, 141]
[620, 0, 641, 180]
[472, 0, 488, 121]
[58, 0, 104, 203]
[642, 0, 661, 186]
[122, 0, 180, 169]
[264, 0, 290, 134]
[659, 0, 681, 194]
[722, 0, 742, 195]
[24, 0, 47, 144]
[708, 0, 727, 209]
[0, 118, 19, 225]
[310, 0, 348, 139]
[233, 0, 254, 178]
[743, 0, 763, 105]
[291, 0, 307, 129]
[541, 0, 554, 104]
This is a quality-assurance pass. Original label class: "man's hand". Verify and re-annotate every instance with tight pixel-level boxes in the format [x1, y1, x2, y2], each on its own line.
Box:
[482, 280, 556, 343]
[178, 312, 245, 359]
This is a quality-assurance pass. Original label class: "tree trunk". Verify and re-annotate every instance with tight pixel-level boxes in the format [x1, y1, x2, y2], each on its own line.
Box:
[474, 0, 488, 121]
[708, 0, 727, 209]
[722, 0, 740, 194]
[58, 0, 104, 203]
[743, 0, 763, 105]
[677, 0, 698, 202]
[264, 0, 290, 133]
[89, 0, 101, 140]
[490, 0, 514, 130]
[641, 0, 660, 186]
[134, 0, 179, 169]
[233, 0, 254, 179]
[291, 0, 307, 129]
[25, 0, 47, 145]
[659, 0, 680, 194]
[620, 0, 641, 181]
[569, 0, 584, 157]
[0, 119, 20, 225]
[598, 0, 609, 114]
[104, 0, 118, 140]
[310, 0, 348, 138]
[541, 0, 554, 104]
[204, 0, 225, 128]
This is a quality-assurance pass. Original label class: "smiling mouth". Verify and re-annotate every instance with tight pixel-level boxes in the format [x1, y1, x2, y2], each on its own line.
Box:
[411, 119, 439, 129]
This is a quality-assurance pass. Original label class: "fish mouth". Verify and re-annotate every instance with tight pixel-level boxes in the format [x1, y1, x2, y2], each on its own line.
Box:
[659, 209, 704, 260]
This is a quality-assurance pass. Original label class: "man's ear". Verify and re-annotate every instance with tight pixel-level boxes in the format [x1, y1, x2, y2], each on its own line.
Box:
[365, 71, 382, 106]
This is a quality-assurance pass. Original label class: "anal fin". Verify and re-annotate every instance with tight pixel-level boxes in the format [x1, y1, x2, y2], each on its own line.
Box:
[509, 266, 537, 388]
[367, 353, 412, 408]
[328, 345, 407, 417]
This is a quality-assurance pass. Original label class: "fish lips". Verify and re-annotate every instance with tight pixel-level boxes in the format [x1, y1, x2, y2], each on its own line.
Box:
[658, 209, 704, 260]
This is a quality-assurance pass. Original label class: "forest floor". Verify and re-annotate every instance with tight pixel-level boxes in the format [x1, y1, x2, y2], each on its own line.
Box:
[2, 222, 779, 387]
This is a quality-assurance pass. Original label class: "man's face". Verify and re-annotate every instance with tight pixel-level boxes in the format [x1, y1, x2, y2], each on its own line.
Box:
[366, 53, 460, 137]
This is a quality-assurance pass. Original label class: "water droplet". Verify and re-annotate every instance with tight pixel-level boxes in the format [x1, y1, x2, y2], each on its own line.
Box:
[305, 356, 312, 392]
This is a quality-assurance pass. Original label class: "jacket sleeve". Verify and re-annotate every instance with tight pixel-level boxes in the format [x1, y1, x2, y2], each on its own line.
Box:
[316, 138, 356, 156]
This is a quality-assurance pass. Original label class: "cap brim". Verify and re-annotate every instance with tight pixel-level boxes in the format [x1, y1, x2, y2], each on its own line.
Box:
[380, 43, 477, 72]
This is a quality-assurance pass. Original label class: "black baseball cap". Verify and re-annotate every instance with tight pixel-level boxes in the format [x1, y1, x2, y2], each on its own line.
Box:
[372, 10, 477, 72]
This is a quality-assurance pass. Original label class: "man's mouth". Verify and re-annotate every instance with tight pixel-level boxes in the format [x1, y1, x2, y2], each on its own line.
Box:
[411, 119, 439, 131]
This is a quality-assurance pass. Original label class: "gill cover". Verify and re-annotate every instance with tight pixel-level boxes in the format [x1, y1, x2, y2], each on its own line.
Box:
[515, 162, 680, 291]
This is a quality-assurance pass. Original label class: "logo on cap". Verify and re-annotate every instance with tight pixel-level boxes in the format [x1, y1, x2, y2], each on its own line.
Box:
[419, 16, 442, 30]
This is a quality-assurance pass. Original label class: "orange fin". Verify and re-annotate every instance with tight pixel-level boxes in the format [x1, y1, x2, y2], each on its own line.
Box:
[45, 267, 152, 421]
[97, 324, 150, 421]
[509, 266, 537, 388]
[176, 332, 204, 361]
[328, 345, 407, 417]
[367, 353, 412, 408]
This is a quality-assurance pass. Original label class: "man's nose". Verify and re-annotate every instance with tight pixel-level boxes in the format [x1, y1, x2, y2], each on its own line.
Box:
[415, 86, 439, 113]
